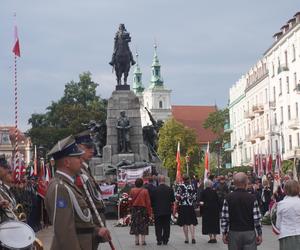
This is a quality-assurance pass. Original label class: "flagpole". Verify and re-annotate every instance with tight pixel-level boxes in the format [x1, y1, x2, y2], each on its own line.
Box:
[13, 47, 19, 178]
[12, 13, 21, 179]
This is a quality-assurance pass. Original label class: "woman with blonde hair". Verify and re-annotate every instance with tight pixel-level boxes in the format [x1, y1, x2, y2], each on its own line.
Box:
[276, 180, 300, 250]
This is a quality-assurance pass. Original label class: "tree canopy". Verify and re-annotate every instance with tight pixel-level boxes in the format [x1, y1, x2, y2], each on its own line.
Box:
[27, 72, 107, 151]
[158, 118, 201, 180]
[203, 108, 230, 167]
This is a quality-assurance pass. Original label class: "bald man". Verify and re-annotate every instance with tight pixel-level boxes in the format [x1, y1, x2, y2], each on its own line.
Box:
[221, 172, 262, 250]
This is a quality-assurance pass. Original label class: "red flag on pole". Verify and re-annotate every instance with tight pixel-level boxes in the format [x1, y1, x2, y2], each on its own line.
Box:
[176, 142, 182, 183]
[267, 154, 273, 173]
[12, 25, 21, 57]
[204, 142, 210, 180]
[34, 145, 38, 176]
[273, 153, 281, 194]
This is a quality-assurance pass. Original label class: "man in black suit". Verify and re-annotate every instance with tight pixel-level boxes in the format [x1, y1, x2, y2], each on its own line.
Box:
[152, 175, 175, 245]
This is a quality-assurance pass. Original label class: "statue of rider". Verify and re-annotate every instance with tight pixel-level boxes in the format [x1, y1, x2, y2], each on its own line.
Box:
[109, 24, 136, 66]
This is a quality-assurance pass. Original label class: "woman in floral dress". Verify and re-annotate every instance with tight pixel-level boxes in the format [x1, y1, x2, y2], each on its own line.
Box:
[175, 174, 198, 244]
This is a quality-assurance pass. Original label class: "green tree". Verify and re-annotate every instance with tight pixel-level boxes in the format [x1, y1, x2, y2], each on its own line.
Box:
[27, 72, 107, 151]
[203, 108, 230, 167]
[158, 118, 200, 181]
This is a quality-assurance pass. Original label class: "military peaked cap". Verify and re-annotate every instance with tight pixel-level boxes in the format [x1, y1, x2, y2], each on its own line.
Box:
[47, 135, 84, 160]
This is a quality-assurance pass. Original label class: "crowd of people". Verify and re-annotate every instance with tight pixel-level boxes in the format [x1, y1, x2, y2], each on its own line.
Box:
[126, 170, 300, 250]
[1, 132, 300, 250]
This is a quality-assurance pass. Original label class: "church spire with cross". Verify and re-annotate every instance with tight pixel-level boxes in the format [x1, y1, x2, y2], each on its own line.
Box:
[149, 43, 164, 89]
[132, 52, 145, 95]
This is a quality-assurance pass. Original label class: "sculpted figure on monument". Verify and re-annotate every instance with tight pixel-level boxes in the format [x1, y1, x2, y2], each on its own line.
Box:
[116, 111, 132, 153]
[143, 107, 164, 161]
[82, 120, 107, 157]
[109, 24, 136, 86]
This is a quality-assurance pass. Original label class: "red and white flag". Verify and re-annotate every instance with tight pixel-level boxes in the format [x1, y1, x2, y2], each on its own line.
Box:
[175, 142, 182, 183]
[273, 153, 282, 194]
[12, 25, 21, 57]
[267, 154, 273, 173]
[33, 145, 38, 176]
[204, 142, 210, 181]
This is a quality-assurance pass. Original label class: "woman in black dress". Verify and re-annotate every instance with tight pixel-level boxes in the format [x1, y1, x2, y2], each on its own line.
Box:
[175, 175, 198, 244]
[199, 179, 220, 243]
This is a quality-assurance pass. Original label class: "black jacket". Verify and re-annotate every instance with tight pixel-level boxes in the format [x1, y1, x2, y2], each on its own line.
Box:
[152, 183, 175, 216]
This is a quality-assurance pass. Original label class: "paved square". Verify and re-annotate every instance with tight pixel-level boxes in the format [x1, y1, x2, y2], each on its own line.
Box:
[37, 219, 279, 250]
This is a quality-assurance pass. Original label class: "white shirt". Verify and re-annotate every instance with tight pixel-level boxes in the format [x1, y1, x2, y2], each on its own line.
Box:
[276, 196, 300, 239]
[56, 170, 75, 184]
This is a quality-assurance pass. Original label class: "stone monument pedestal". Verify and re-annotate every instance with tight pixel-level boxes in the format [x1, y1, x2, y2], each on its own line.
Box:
[94, 90, 149, 177]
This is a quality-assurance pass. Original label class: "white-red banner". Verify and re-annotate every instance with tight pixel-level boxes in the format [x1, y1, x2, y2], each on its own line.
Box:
[99, 184, 115, 199]
[117, 166, 152, 187]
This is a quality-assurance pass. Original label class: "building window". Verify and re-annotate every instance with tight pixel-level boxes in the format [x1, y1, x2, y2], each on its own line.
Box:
[292, 44, 296, 61]
[272, 63, 275, 77]
[159, 101, 163, 109]
[294, 72, 298, 89]
[278, 57, 281, 68]
[288, 105, 291, 120]
[296, 103, 299, 118]
[279, 78, 282, 95]
[274, 113, 277, 125]
[289, 135, 292, 150]
[265, 88, 268, 103]
[286, 76, 289, 94]
[280, 106, 284, 124]
[297, 133, 300, 147]
[282, 135, 285, 154]
[275, 140, 279, 152]
[266, 114, 269, 129]
[273, 86, 276, 101]
[285, 50, 288, 67]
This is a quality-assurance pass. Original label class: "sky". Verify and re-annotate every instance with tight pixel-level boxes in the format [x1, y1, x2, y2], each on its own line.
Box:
[1, 1, 300, 131]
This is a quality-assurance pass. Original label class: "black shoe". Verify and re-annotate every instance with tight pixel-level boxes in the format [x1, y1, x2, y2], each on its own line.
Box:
[212, 239, 217, 243]
[163, 241, 168, 245]
[142, 242, 146, 245]
[192, 239, 196, 244]
[184, 240, 188, 244]
[135, 242, 139, 245]
[208, 239, 213, 243]
[157, 242, 162, 245]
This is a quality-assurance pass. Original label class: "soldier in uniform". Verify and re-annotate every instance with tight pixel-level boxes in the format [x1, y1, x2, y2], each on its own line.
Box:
[75, 131, 106, 226]
[45, 136, 111, 250]
[0, 156, 11, 221]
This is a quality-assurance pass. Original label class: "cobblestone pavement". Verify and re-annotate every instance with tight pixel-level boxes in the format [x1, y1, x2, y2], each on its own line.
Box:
[37, 219, 279, 250]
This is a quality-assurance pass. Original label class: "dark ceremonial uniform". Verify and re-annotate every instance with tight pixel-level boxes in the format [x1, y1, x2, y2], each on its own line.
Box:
[0, 182, 17, 221]
[45, 172, 98, 250]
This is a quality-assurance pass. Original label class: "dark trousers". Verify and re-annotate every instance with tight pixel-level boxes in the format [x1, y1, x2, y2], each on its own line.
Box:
[228, 230, 257, 250]
[154, 214, 171, 243]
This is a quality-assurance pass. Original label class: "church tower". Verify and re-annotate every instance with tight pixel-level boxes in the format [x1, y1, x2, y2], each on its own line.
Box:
[141, 45, 172, 127]
[132, 52, 145, 96]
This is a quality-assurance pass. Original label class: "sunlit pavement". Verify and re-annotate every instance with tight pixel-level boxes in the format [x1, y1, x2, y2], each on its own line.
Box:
[37, 219, 279, 250]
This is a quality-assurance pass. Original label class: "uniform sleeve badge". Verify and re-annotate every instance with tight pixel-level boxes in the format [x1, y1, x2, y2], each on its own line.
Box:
[57, 198, 67, 208]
